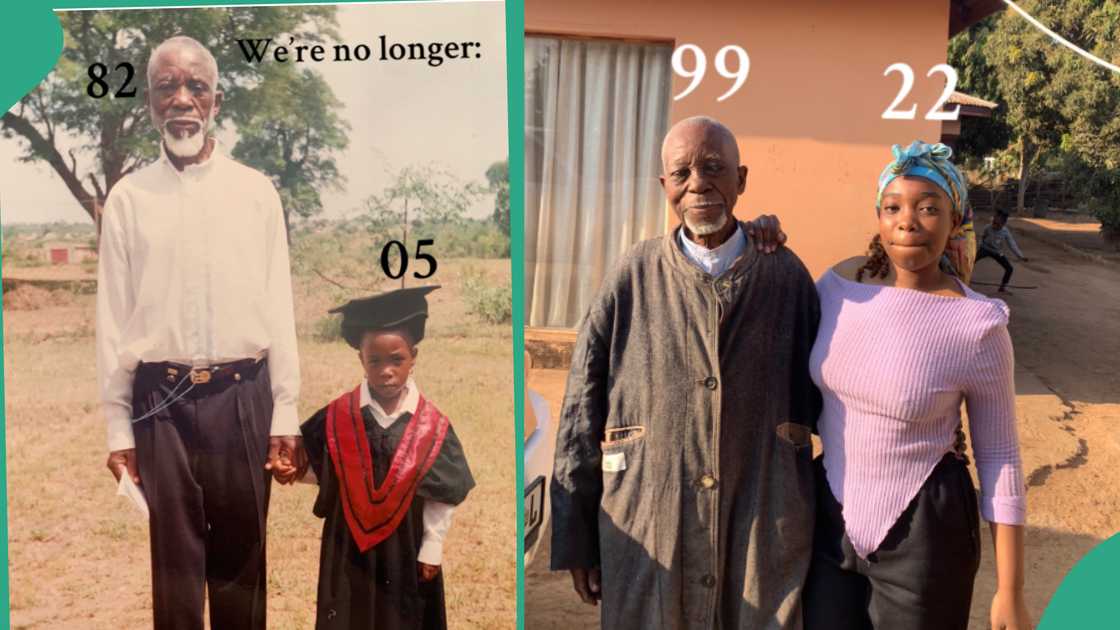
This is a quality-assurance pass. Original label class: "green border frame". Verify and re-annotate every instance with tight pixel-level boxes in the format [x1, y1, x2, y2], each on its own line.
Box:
[0, 1, 525, 629]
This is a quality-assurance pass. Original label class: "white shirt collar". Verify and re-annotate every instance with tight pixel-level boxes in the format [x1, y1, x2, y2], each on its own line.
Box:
[360, 377, 421, 428]
[677, 223, 748, 277]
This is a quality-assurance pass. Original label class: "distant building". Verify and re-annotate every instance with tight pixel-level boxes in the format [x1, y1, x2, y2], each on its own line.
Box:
[42, 242, 97, 265]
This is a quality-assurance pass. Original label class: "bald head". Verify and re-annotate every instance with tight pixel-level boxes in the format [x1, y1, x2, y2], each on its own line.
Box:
[147, 35, 218, 86]
[659, 115, 747, 241]
[660, 116, 740, 174]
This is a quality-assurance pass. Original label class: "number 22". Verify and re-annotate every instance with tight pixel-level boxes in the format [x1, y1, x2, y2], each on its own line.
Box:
[882, 63, 960, 121]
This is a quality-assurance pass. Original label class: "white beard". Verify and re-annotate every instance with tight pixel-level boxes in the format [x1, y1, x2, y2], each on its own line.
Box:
[161, 114, 212, 158]
[685, 212, 729, 236]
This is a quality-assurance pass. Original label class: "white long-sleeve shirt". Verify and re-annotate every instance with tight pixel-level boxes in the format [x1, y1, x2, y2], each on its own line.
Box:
[360, 378, 455, 565]
[96, 144, 301, 452]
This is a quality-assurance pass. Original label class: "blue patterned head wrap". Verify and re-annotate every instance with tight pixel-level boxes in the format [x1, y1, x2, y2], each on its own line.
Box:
[876, 141, 970, 224]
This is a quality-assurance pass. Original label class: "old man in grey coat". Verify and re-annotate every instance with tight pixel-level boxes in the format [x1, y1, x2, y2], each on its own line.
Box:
[550, 116, 822, 629]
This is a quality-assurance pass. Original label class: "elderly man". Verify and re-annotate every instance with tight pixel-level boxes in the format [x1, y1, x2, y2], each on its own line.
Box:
[97, 35, 303, 630]
[550, 116, 822, 629]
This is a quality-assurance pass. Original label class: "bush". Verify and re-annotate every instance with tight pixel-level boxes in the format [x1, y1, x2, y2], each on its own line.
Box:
[312, 314, 343, 342]
[461, 267, 512, 324]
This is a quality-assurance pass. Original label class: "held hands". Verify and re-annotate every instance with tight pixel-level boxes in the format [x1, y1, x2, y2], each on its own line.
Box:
[106, 448, 141, 485]
[744, 214, 786, 253]
[569, 568, 602, 606]
[991, 590, 1033, 630]
[265, 435, 309, 484]
[418, 562, 441, 583]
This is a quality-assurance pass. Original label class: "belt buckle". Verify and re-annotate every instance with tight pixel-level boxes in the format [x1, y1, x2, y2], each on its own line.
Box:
[189, 369, 212, 384]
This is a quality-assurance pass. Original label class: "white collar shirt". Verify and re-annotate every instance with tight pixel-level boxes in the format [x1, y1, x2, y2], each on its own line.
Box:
[677, 223, 748, 278]
[96, 142, 301, 451]
[358, 376, 456, 565]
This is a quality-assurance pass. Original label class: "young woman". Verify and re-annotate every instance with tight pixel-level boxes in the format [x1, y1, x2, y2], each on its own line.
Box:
[802, 142, 1031, 630]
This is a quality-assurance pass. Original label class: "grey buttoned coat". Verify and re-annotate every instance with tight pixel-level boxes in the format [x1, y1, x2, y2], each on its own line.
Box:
[550, 223, 823, 629]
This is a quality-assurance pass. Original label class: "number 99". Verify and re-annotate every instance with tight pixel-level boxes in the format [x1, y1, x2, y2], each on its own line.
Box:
[672, 44, 751, 102]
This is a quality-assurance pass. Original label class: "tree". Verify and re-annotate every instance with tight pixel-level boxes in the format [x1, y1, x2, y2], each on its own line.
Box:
[231, 64, 349, 235]
[362, 165, 483, 286]
[485, 159, 510, 235]
[0, 7, 344, 233]
[954, 1, 1120, 214]
[947, 16, 1014, 167]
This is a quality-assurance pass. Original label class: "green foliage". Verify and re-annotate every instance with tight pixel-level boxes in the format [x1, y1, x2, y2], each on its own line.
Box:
[953, 1, 1120, 213]
[947, 16, 1014, 166]
[312, 313, 343, 343]
[0, 7, 344, 225]
[460, 266, 511, 324]
[361, 164, 510, 259]
[231, 64, 349, 227]
[486, 159, 510, 235]
[363, 165, 485, 239]
[411, 219, 510, 259]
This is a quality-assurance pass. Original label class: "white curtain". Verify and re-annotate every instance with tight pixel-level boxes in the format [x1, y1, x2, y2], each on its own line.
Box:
[525, 36, 672, 329]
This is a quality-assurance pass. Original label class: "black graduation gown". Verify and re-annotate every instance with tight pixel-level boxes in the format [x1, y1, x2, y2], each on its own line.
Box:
[301, 401, 475, 630]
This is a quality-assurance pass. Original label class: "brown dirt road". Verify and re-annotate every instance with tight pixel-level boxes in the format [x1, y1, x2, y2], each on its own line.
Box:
[526, 216, 1120, 629]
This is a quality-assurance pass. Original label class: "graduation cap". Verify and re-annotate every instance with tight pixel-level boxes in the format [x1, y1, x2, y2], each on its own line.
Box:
[329, 285, 440, 349]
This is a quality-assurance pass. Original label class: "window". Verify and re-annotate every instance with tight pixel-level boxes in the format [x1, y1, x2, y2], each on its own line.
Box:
[525, 35, 672, 329]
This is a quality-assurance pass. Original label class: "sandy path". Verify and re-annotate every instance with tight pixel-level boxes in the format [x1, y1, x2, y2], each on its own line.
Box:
[525, 217, 1120, 629]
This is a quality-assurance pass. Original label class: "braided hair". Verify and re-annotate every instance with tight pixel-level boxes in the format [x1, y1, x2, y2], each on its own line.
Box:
[855, 234, 890, 283]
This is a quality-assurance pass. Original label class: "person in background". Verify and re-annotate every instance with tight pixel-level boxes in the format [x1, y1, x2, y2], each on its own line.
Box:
[977, 210, 1028, 294]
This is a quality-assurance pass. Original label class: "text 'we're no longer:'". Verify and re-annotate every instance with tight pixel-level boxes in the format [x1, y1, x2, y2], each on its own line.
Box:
[237, 37, 483, 67]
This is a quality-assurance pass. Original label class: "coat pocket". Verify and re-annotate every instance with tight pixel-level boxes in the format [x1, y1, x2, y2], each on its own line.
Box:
[599, 425, 647, 502]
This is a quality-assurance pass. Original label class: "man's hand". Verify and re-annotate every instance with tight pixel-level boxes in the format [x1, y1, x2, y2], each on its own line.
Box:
[107, 448, 141, 485]
[265, 435, 306, 485]
[569, 568, 601, 606]
[418, 562, 441, 583]
[744, 214, 786, 253]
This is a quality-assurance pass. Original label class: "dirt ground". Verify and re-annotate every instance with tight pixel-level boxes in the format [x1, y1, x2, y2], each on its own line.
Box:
[3, 257, 516, 629]
[525, 214, 1120, 629]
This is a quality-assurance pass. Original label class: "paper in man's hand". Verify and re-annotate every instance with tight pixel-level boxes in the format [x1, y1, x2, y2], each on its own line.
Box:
[116, 473, 149, 519]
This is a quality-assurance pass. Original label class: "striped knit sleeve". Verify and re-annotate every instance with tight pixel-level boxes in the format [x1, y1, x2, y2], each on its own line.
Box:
[963, 315, 1027, 525]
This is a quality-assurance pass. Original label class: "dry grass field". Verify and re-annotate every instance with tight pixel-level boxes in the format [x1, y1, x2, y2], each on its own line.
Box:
[3, 246, 515, 629]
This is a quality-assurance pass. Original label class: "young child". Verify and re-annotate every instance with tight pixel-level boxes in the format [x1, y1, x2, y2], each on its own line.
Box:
[977, 210, 1028, 293]
[297, 285, 475, 629]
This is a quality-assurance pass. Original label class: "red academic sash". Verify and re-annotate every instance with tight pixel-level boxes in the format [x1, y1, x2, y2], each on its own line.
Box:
[325, 385, 450, 552]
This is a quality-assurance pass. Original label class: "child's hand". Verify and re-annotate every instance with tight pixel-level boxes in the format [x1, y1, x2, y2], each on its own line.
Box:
[265, 435, 303, 485]
[418, 562, 441, 582]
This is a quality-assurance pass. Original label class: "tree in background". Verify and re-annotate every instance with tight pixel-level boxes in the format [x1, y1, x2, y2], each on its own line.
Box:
[947, 16, 1013, 168]
[486, 159, 509, 236]
[231, 64, 349, 236]
[0, 6, 345, 236]
[362, 165, 483, 242]
[952, 1, 1120, 219]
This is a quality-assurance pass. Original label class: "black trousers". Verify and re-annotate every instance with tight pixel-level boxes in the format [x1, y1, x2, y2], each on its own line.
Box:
[976, 246, 1014, 288]
[803, 454, 981, 630]
[132, 359, 274, 630]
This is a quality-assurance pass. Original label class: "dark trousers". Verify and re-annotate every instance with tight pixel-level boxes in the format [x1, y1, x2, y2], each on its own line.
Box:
[132, 359, 274, 630]
[976, 246, 1014, 288]
[803, 454, 981, 630]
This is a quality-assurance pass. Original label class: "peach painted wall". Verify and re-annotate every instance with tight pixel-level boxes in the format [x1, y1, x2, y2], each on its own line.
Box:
[527, 0, 952, 277]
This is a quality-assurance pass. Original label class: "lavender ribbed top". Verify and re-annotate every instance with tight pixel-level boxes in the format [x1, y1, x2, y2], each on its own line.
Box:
[810, 269, 1026, 558]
